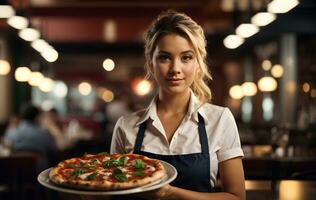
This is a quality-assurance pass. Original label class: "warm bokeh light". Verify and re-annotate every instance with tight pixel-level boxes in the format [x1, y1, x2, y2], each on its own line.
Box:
[102, 90, 114, 102]
[38, 77, 54, 92]
[0, 5, 15, 18]
[311, 89, 316, 98]
[53, 81, 68, 98]
[279, 181, 302, 200]
[14, 67, 31, 82]
[78, 82, 92, 96]
[31, 39, 50, 53]
[262, 60, 272, 71]
[28, 71, 44, 86]
[229, 85, 244, 100]
[251, 12, 276, 27]
[0, 60, 11, 75]
[41, 48, 59, 62]
[271, 64, 284, 78]
[236, 23, 259, 38]
[223, 34, 244, 49]
[7, 16, 29, 29]
[302, 82, 310, 93]
[132, 78, 153, 96]
[18, 28, 40, 42]
[103, 58, 115, 71]
[268, 0, 299, 14]
[258, 76, 278, 92]
[242, 82, 257, 96]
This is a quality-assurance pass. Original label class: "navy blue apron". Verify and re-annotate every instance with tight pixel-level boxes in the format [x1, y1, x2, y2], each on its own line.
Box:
[114, 113, 211, 199]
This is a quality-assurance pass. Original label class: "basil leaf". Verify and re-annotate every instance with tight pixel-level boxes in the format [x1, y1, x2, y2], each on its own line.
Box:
[90, 159, 98, 165]
[86, 172, 97, 180]
[133, 159, 146, 169]
[104, 159, 120, 168]
[71, 169, 84, 177]
[133, 171, 144, 177]
[118, 156, 127, 166]
[113, 168, 127, 182]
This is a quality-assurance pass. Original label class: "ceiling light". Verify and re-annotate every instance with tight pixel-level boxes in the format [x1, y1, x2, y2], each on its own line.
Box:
[271, 64, 284, 78]
[53, 81, 68, 98]
[14, 67, 31, 82]
[102, 90, 114, 102]
[18, 28, 40, 42]
[258, 76, 278, 92]
[39, 77, 54, 92]
[251, 12, 276, 27]
[0, 5, 15, 18]
[223, 34, 244, 49]
[78, 82, 92, 96]
[302, 83, 310, 93]
[262, 60, 272, 71]
[28, 71, 44, 86]
[0, 60, 11, 75]
[31, 39, 50, 53]
[103, 58, 115, 71]
[268, 0, 299, 14]
[132, 79, 152, 96]
[242, 82, 257, 96]
[229, 85, 244, 99]
[41, 48, 59, 63]
[236, 23, 259, 38]
[7, 16, 29, 29]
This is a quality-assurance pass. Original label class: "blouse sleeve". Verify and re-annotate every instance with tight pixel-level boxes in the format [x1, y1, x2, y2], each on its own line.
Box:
[110, 117, 127, 154]
[217, 108, 244, 163]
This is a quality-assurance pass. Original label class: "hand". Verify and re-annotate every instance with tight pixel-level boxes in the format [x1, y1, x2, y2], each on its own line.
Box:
[134, 184, 174, 200]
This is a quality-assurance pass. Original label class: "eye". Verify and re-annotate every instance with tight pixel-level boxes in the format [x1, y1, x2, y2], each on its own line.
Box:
[157, 54, 170, 62]
[181, 54, 193, 62]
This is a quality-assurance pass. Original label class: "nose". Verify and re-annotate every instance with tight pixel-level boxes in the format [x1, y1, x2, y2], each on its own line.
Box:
[168, 58, 181, 75]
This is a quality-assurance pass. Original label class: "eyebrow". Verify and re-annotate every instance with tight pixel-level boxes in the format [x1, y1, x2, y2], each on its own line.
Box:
[158, 50, 194, 55]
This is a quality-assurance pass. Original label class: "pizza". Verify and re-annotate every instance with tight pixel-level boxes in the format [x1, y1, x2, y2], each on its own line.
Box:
[49, 153, 166, 190]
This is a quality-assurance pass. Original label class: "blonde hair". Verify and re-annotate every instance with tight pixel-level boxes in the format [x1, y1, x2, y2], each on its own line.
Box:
[144, 10, 212, 104]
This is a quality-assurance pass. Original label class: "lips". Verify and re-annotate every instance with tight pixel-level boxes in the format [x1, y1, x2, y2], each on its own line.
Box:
[165, 77, 184, 85]
[166, 77, 184, 81]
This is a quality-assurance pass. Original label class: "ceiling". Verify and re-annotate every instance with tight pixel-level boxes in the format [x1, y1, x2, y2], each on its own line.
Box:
[6, 0, 234, 43]
[1, 0, 316, 86]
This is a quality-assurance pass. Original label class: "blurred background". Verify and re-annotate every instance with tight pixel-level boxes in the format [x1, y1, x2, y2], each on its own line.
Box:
[0, 0, 315, 200]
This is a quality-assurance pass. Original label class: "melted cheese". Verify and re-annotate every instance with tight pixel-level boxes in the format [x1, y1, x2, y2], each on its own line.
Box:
[78, 172, 93, 180]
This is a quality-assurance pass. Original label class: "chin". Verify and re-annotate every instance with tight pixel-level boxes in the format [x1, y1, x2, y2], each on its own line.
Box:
[163, 86, 189, 95]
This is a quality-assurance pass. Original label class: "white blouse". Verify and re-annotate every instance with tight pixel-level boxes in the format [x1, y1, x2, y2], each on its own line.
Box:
[111, 91, 244, 187]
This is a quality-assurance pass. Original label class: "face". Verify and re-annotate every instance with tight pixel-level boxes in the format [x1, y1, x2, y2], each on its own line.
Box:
[151, 34, 197, 96]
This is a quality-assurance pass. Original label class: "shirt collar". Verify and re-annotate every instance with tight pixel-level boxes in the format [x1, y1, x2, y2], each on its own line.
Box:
[136, 90, 209, 126]
[187, 90, 208, 125]
[136, 96, 158, 126]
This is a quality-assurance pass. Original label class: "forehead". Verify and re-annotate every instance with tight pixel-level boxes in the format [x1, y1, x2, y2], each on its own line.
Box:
[154, 33, 194, 53]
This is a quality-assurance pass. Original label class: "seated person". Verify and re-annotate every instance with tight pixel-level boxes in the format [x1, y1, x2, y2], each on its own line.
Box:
[4, 103, 58, 171]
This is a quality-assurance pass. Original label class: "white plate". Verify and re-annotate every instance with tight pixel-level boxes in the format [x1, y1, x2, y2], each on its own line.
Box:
[37, 160, 177, 195]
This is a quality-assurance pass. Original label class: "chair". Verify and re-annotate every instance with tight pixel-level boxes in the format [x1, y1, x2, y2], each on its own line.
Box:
[0, 152, 39, 200]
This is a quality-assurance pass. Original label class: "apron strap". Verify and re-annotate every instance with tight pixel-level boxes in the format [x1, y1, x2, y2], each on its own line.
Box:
[133, 121, 147, 153]
[197, 113, 209, 154]
[134, 114, 209, 154]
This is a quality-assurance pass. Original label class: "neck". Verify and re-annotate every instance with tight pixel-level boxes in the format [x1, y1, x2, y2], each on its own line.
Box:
[157, 90, 190, 115]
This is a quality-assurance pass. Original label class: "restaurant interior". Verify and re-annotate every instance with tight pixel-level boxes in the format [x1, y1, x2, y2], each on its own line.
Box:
[0, 0, 316, 199]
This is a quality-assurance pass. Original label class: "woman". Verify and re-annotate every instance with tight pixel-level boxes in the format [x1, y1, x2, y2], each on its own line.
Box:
[111, 10, 245, 200]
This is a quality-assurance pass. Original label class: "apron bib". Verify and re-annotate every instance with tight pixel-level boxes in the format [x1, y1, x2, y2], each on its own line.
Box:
[114, 114, 212, 199]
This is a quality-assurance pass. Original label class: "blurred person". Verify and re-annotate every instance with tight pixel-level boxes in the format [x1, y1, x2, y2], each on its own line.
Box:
[111, 10, 245, 200]
[4, 103, 58, 171]
[41, 108, 73, 150]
